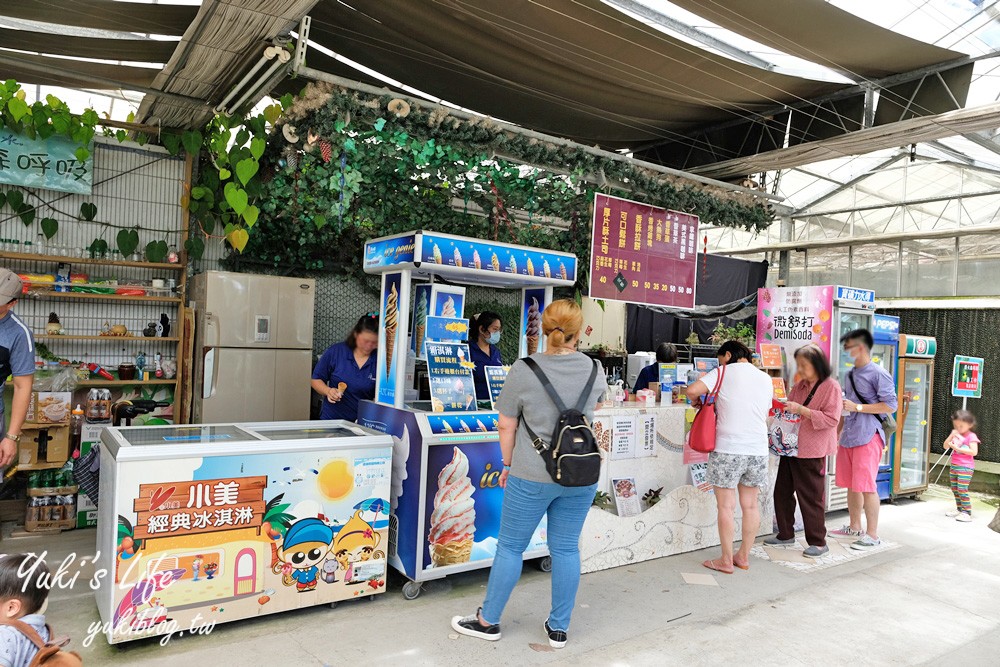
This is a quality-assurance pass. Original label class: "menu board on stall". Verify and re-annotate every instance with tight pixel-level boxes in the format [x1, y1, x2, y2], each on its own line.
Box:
[612, 477, 642, 517]
[425, 316, 469, 342]
[771, 377, 787, 401]
[689, 462, 712, 493]
[589, 193, 698, 309]
[484, 366, 509, 408]
[759, 344, 784, 369]
[658, 364, 678, 393]
[610, 416, 637, 460]
[636, 413, 657, 458]
[693, 358, 719, 378]
[424, 342, 476, 412]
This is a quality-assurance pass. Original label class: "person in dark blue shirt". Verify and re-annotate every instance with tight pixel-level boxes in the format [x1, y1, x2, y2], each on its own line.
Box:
[633, 343, 678, 394]
[311, 315, 379, 421]
[468, 311, 503, 401]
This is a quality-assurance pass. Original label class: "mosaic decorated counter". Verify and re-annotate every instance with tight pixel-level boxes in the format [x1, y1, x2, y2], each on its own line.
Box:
[580, 403, 776, 574]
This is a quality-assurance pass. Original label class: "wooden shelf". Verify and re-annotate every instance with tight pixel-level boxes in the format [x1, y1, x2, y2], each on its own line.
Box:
[16, 461, 66, 472]
[25, 291, 181, 304]
[35, 335, 181, 342]
[78, 379, 177, 387]
[0, 251, 184, 271]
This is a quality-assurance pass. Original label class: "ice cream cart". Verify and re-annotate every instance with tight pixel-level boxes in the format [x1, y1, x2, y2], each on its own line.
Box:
[357, 230, 577, 600]
[756, 285, 876, 511]
[94, 421, 392, 644]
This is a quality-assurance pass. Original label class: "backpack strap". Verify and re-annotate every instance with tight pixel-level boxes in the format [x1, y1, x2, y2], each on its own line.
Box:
[0, 618, 47, 650]
[574, 360, 601, 413]
[522, 357, 567, 413]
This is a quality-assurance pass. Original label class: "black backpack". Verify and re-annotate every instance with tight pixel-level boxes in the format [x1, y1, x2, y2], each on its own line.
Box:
[520, 357, 602, 487]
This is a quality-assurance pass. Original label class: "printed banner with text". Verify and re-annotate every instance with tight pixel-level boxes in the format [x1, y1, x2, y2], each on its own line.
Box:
[589, 193, 698, 309]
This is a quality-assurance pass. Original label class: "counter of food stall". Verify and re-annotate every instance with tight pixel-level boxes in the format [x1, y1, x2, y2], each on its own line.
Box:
[580, 403, 776, 574]
[95, 421, 392, 644]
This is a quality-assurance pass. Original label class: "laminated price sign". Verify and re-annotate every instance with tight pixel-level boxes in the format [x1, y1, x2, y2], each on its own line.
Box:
[952, 355, 984, 399]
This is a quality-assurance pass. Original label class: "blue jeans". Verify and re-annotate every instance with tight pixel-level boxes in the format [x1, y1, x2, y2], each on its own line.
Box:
[481, 475, 596, 631]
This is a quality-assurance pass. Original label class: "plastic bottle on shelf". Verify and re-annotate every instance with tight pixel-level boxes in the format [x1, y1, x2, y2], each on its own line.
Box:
[70, 405, 84, 458]
[36, 233, 46, 256]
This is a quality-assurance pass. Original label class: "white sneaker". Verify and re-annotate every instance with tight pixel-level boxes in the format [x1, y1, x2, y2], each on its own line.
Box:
[945, 510, 961, 518]
[956, 513, 973, 523]
[850, 534, 882, 550]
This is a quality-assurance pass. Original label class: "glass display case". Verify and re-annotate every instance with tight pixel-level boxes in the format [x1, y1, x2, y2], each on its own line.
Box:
[894, 358, 934, 495]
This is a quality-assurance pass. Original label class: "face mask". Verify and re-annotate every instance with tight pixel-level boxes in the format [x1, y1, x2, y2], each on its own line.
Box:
[488, 331, 501, 345]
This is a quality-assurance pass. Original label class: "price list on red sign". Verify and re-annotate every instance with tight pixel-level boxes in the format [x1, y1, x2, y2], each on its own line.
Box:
[589, 194, 698, 309]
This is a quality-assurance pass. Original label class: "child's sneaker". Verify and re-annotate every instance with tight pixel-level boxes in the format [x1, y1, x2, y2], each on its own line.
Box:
[956, 513, 973, 523]
[544, 620, 567, 649]
[451, 608, 501, 641]
[945, 510, 961, 517]
[830, 525, 863, 538]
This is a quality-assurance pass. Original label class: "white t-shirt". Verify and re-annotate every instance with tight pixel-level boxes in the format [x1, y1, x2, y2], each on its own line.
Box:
[701, 362, 773, 456]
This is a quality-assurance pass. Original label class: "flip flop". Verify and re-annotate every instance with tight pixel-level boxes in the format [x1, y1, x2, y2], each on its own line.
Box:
[733, 561, 750, 571]
[701, 559, 734, 574]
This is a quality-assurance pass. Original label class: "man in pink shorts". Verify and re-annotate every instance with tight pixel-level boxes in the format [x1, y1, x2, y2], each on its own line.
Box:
[832, 329, 898, 550]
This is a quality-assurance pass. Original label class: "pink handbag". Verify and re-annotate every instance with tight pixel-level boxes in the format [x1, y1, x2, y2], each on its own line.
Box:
[689, 364, 726, 454]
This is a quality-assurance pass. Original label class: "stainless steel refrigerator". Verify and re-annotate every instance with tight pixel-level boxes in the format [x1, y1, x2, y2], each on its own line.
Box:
[190, 271, 315, 423]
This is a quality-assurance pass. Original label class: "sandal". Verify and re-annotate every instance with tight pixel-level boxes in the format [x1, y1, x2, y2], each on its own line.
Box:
[701, 558, 734, 574]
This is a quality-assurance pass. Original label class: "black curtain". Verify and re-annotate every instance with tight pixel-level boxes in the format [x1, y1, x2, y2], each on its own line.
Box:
[626, 254, 768, 352]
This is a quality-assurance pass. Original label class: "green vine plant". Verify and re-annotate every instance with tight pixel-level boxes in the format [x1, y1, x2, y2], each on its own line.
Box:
[191, 82, 772, 294]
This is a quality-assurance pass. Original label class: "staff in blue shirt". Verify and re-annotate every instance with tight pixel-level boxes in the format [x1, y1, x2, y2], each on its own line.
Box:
[632, 343, 678, 394]
[468, 312, 503, 401]
[311, 315, 379, 421]
[0, 270, 34, 469]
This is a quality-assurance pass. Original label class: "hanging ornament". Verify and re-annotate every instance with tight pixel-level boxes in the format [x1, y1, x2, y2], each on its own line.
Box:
[282, 124, 299, 143]
[702, 234, 709, 279]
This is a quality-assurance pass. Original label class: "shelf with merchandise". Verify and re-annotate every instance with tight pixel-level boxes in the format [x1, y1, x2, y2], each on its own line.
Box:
[0, 251, 183, 271]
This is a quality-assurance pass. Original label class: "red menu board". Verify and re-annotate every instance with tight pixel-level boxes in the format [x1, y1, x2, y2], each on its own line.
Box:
[589, 194, 698, 309]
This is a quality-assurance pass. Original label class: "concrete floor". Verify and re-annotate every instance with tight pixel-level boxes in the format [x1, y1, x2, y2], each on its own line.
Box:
[6, 485, 998, 666]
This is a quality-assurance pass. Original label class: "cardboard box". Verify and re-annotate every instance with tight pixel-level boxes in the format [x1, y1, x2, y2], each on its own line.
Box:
[17, 425, 70, 466]
[27, 392, 72, 424]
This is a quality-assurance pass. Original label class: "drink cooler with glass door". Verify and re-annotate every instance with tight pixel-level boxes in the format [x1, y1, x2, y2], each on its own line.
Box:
[872, 315, 901, 500]
[94, 421, 392, 644]
[892, 335, 937, 498]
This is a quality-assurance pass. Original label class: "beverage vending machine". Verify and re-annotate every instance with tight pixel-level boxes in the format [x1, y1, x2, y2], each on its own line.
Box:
[757, 285, 876, 511]
[893, 335, 937, 499]
[871, 315, 900, 500]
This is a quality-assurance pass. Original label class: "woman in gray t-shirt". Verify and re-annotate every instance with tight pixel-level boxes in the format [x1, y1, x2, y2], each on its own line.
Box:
[451, 299, 606, 649]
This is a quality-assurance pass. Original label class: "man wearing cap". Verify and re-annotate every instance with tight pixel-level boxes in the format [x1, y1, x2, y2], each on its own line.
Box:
[0, 269, 34, 469]
[275, 517, 335, 593]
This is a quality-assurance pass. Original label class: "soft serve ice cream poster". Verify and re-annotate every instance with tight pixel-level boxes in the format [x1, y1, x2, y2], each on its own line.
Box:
[520, 288, 547, 357]
[431, 285, 465, 320]
[423, 445, 546, 571]
[757, 286, 834, 384]
[376, 272, 407, 405]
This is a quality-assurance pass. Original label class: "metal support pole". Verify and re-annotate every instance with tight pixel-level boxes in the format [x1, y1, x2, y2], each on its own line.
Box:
[777, 215, 793, 285]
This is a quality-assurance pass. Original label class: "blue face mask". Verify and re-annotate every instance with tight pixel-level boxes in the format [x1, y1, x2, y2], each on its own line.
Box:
[487, 331, 501, 345]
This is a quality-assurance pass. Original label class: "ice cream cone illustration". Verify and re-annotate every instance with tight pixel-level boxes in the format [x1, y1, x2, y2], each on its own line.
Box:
[473, 250, 482, 269]
[543, 260, 551, 278]
[459, 419, 472, 433]
[384, 283, 398, 377]
[475, 419, 488, 432]
[429, 447, 476, 567]
[490, 253, 500, 271]
[453, 247, 463, 267]
[526, 297, 541, 355]
[442, 418, 454, 432]
[508, 256, 517, 274]
[559, 262, 567, 280]
[414, 290, 428, 357]
[441, 296, 456, 318]
[432, 244, 442, 264]
[431, 396, 445, 413]
[526, 258, 534, 276]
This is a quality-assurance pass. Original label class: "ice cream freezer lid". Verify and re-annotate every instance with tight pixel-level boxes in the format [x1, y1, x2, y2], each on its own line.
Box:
[249, 424, 370, 440]
[111, 424, 259, 446]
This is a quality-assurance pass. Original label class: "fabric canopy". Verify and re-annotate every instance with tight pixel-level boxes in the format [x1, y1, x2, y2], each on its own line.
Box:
[308, 0, 847, 149]
[1, 0, 197, 35]
[668, 0, 964, 79]
[0, 29, 177, 63]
